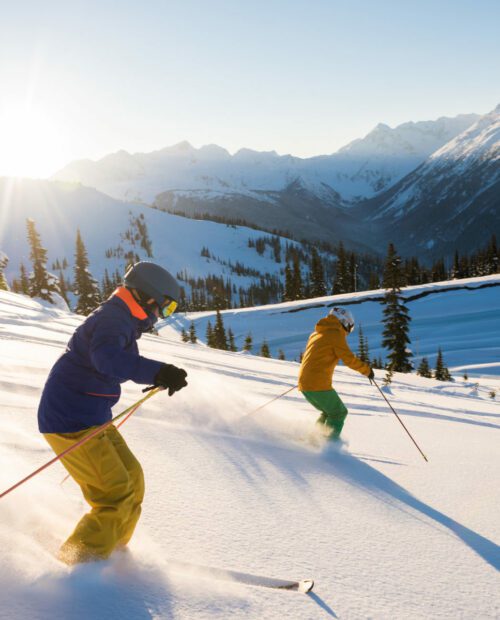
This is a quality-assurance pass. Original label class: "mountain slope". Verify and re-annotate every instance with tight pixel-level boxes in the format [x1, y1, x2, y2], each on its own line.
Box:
[0, 177, 310, 303]
[0, 289, 499, 619]
[52, 114, 479, 204]
[357, 105, 500, 258]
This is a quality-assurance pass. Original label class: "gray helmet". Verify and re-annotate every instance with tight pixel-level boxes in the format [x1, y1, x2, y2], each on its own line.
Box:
[124, 262, 180, 305]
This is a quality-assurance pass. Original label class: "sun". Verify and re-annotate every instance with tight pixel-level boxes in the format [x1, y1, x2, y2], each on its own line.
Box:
[0, 104, 65, 179]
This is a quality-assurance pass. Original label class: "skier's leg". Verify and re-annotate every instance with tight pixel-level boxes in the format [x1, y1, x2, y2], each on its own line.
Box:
[105, 425, 145, 548]
[322, 390, 348, 438]
[303, 390, 348, 439]
[44, 427, 138, 564]
[302, 392, 328, 427]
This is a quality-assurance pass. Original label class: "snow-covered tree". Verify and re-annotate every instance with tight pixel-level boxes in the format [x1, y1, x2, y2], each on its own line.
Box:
[181, 328, 189, 343]
[73, 229, 101, 315]
[381, 243, 412, 373]
[26, 219, 57, 302]
[0, 251, 9, 291]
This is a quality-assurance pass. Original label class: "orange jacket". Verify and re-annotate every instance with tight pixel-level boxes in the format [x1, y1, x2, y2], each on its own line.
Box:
[298, 315, 371, 391]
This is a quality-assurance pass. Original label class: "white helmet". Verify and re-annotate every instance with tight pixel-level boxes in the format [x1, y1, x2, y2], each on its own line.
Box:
[329, 307, 355, 333]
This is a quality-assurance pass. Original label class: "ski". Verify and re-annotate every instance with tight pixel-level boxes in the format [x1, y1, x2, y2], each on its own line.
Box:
[167, 559, 314, 593]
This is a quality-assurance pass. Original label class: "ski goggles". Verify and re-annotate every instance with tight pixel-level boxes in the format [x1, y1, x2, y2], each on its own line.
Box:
[160, 297, 178, 318]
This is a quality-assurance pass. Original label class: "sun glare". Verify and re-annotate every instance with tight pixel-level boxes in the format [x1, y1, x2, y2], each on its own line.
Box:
[0, 104, 65, 179]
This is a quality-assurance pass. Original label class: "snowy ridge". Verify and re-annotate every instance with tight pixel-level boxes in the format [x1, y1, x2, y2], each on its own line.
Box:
[0, 287, 499, 619]
[52, 114, 479, 203]
[374, 106, 500, 219]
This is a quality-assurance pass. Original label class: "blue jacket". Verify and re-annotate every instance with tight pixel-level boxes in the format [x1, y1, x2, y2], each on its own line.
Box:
[38, 287, 164, 433]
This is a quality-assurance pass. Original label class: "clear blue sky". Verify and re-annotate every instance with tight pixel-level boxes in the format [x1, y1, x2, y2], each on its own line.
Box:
[0, 0, 499, 176]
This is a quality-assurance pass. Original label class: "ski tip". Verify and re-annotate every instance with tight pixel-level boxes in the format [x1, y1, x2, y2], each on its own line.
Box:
[299, 579, 314, 593]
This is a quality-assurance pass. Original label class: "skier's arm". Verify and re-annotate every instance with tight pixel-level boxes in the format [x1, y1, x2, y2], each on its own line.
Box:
[89, 318, 163, 384]
[334, 334, 371, 376]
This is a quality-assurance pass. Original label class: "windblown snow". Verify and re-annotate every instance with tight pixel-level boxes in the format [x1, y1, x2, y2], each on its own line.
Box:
[0, 286, 499, 620]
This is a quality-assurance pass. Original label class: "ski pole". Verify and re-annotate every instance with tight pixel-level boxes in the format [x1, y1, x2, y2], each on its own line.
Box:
[1, 388, 161, 500]
[240, 385, 297, 422]
[371, 378, 428, 462]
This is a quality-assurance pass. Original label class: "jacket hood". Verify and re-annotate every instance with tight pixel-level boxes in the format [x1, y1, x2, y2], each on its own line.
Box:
[315, 315, 343, 333]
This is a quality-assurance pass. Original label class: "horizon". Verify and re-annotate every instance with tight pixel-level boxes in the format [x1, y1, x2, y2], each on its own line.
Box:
[2, 106, 493, 180]
[1, 1, 499, 178]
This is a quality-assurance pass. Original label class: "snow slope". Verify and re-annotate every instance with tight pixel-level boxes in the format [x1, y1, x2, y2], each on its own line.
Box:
[0, 289, 499, 619]
[179, 275, 500, 378]
[0, 177, 305, 302]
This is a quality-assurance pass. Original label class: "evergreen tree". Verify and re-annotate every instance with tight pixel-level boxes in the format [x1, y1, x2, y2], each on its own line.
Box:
[357, 324, 370, 364]
[291, 255, 303, 300]
[381, 243, 413, 373]
[26, 219, 56, 301]
[486, 234, 498, 274]
[283, 262, 294, 301]
[101, 269, 115, 299]
[17, 263, 30, 294]
[227, 328, 237, 352]
[0, 252, 9, 291]
[278, 349, 286, 360]
[434, 348, 453, 381]
[260, 340, 271, 358]
[73, 229, 101, 315]
[243, 332, 253, 352]
[58, 270, 70, 305]
[431, 258, 447, 282]
[206, 321, 215, 347]
[417, 357, 432, 378]
[369, 271, 380, 290]
[181, 328, 190, 343]
[332, 242, 349, 295]
[189, 321, 197, 344]
[348, 252, 357, 292]
[383, 367, 394, 385]
[213, 309, 228, 350]
[310, 247, 326, 297]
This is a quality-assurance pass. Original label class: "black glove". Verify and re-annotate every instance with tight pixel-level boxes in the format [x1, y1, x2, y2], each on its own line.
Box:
[368, 368, 375, 383]
[153, 364, 188, 396]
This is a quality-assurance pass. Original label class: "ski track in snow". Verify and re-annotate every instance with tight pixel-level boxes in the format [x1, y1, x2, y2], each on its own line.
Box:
[0, 289, 499, 620]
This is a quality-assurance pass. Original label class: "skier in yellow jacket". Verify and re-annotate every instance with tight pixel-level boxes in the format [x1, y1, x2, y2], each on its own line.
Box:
[298, 307, 373, 439]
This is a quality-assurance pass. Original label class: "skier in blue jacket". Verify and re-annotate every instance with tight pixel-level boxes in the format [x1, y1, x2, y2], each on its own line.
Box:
[38, 262, 188, 564]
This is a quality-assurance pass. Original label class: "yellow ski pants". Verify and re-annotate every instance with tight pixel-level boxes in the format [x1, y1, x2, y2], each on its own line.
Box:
[44, 425, 144, 564]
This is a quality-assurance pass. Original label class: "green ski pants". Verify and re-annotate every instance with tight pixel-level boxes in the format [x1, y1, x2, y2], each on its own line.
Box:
[302, 389, 348, 437]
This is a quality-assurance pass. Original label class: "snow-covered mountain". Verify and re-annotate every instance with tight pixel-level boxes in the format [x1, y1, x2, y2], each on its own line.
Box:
[0, 177, 313, 305]
[1, 285, 499, 619]
[52, 114, 479, 204]
[359, 105, 500, 257]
